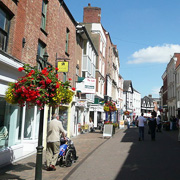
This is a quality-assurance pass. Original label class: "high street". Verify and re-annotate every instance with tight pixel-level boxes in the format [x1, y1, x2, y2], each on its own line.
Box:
[0, 127, 179, 180]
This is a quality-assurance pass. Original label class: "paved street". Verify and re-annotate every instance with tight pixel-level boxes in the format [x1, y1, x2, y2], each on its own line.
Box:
[67, 127, 180, 180]
[0, 130, 108, 180]
[0, 127, 180, 180]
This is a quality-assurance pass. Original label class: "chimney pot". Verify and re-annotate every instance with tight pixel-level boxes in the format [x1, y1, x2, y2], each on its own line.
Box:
[88, 3, 91, 6]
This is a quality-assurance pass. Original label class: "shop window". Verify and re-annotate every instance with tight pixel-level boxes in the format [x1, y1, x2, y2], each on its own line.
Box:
[35, 108, 40, 139]
[59, 106, 68, 131]
[0, 97, 22, 149]
[0, 7, 11, 51]
[24, 106, 34, 139]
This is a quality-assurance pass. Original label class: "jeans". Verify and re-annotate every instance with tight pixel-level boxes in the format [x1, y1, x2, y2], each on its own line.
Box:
[139, 126, 144, 140]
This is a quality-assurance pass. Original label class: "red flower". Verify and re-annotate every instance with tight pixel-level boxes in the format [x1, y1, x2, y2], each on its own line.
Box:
[18, 67, 24, 72]
[55, 68, 59, 71]
[72, 87, 76, 91]
[55, 82, 60, 88]
[46, 79, 52, 84]
[69, 78, 72, 81]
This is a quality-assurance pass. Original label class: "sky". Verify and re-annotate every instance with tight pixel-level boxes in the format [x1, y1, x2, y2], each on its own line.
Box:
[64, 0, 180, 98]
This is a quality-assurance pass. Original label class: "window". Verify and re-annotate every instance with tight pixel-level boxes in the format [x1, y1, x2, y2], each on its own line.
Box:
[37, 40, 46, 70]
[0, 97, 23, 149]
[0, 8, 10, 51]
[76, 65, 79, 76]
[65, 28, 70, 55]
[41, 0, 47, 31]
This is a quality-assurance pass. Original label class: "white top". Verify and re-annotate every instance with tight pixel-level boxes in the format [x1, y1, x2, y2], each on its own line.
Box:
[137, 116, 146, 127]
[127, 117, 131, 123]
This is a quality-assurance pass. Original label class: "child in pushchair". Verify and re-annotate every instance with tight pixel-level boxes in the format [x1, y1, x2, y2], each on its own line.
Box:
[57, 136, 78, 167]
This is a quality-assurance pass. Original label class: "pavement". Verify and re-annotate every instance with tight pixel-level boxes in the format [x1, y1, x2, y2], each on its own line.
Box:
[0, 127, 179, 180]
[67, 126, 180, 180]
[0, 129, 113, 180]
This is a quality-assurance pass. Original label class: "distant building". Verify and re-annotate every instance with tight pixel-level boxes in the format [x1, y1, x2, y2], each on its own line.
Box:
[123, 80, 133, 119]
[141, 94, 160, 117]
[133, 88, 141, 118]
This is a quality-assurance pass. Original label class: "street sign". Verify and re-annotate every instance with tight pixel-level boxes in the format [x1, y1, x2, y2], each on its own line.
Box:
[58, 61, 69, 72]
[103, 124, 113, 138]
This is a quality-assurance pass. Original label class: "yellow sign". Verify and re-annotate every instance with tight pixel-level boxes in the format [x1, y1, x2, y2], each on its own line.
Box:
[58, 61, 69, 72]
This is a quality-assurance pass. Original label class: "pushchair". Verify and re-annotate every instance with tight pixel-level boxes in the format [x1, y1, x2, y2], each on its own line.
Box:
[57, 137, 78, 167]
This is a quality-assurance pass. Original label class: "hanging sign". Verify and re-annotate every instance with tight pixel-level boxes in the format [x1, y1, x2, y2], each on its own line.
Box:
[76, 78, 96, 94]
[58, 62, 69, 72]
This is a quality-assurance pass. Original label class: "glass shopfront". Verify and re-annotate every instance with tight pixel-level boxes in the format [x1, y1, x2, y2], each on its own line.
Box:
[0, 97, 40, 150]
[59, 106, 68, 131]
[0, 97, 23, 149]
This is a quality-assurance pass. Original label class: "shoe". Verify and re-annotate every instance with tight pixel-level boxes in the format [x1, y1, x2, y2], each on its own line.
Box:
[139, 138, 141, 141]
[51, 165, 56, 171]
[47, 165, 56, 171]
[46, 166, 53, 171]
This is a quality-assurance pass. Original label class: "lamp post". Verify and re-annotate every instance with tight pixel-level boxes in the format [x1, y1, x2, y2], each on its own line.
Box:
[35, 52, 49, 180]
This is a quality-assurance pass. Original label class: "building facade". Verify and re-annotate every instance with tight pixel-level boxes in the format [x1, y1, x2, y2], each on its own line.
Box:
[0, 0, 78, 167]
[133, 88, 141, 119]
[167, 55, 177, 118]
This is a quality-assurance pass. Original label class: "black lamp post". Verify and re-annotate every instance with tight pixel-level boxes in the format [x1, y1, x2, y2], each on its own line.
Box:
[35, 51, 49, 180]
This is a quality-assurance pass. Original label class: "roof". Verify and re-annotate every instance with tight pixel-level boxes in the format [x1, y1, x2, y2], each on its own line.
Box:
[141, 96, 154, 106]
[123, 80, 133, 92]
[133, 88, 140, 94]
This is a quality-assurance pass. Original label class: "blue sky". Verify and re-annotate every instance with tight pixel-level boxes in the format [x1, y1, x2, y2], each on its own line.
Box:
[65, 0, 180, 98]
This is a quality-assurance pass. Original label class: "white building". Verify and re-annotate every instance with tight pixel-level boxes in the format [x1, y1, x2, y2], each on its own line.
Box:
[123, 80, 133, 119]
[167, 55, 177, 118]
[133, 88, 141, 118]
[117, 75, 124, 120]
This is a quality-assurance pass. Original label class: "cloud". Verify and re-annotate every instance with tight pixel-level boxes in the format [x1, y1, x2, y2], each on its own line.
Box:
[151, 87, 161, 97]
[127, 44, 180, 64]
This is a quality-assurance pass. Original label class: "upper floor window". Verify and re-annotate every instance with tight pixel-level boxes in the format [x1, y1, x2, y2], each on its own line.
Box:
[41, 0, 48, 31]
[0, 8, 11, 51]
[37, 40, 46, 70]
[65, 28, 70, 55]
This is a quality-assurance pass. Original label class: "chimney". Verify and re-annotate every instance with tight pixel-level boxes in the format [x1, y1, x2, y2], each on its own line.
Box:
[83, 4, 101, 23]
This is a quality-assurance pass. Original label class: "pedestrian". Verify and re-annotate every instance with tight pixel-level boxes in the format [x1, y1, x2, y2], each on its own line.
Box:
[89, 118, 95, 132]
[148, 113, 157, 141]
[178, 116, 180, 141]
[156, 115, 162, 132]
[46, 113, 66, 171]
[127, 116, 131, 129]
[137, 113, 146, 141]
[135, 116, 139, 127]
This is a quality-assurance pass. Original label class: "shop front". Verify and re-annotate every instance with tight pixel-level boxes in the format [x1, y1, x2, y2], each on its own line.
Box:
[0, 53, 46, 167]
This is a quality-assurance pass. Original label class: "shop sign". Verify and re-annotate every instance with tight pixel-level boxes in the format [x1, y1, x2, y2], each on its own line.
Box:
[116, 104, 120, 109]
[177, 101, 180, 108]
[75, 100, 87, 108]
[119, 120, 125, 129]
[76, 78, 96, 94]
[58, 61, 69, 72]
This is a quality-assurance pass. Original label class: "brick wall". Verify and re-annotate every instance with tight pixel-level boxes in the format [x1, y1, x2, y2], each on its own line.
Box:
[1, 0, 77, 87]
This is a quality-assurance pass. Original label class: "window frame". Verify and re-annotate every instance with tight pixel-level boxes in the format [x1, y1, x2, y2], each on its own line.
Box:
[37, 40, 46, 70]
[0, 7, 11, 52]
[65, 28, 70, 55]
[41, 0, 48, 31]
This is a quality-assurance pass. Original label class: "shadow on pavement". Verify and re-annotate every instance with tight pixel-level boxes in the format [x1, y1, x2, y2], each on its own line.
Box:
[0, 162, 35, 180]
[115, 127, 180, 180]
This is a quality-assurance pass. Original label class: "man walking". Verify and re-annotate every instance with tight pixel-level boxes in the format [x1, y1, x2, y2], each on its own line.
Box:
[137, 113, 146, 141]
[46, 114, 66, 171]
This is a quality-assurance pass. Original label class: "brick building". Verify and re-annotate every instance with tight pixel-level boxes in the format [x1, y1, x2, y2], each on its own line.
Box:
[0, 0, 78, 167]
